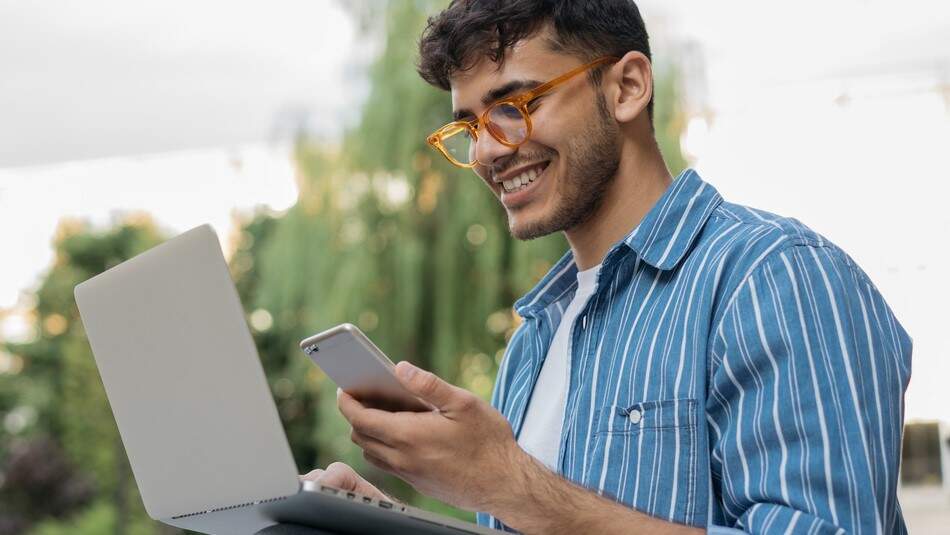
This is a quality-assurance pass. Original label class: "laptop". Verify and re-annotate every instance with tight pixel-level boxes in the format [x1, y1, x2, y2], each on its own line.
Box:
[74, 224, 498, 535]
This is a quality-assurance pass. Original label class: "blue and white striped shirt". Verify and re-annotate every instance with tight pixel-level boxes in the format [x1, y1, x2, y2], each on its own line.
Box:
[477, 169, 912, 534]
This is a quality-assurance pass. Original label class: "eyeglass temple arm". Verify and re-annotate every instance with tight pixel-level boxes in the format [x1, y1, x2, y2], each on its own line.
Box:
[426, 56, 619, 147]
[513, 56, 619, 105]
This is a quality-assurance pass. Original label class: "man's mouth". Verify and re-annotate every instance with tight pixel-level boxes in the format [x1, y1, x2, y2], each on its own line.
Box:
[498, 161, 550, 194]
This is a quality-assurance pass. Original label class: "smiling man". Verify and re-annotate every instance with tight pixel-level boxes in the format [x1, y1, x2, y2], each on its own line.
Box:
[302, 1, 912, 534]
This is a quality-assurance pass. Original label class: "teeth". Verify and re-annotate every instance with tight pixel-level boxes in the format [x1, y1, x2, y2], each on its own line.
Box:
[501, 165, 545, 193]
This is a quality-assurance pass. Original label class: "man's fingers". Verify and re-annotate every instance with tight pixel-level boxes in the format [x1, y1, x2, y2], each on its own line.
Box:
[349, 427, 408, 478]
[394, 361, 466, 411]
[350, 428, 403, 464]
[363, 449, 399, 476]
[337, 389, 400, 441]
[319, 462, 363, 491]
[299, 468, 324, 481]
[300, 462, 393, 502]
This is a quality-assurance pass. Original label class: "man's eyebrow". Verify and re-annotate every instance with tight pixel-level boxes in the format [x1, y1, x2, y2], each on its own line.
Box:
[452, 79, 543, 122]
[482, 79, 543, 106]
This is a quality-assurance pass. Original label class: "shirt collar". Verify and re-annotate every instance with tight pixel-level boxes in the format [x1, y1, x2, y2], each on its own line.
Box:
[514, 168, 722, 317]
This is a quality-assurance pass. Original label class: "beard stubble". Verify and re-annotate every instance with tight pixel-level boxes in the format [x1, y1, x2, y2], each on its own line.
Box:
[510, 93, 621, 240]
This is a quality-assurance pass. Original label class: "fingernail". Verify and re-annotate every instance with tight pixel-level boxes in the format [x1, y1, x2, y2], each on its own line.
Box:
[396, 361, 416, 380]
[336, 387, 342, 398]
[300, 468, 324, 481]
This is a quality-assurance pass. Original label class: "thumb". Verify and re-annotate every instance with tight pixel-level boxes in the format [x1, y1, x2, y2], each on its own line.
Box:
[395, 361, 459, 410]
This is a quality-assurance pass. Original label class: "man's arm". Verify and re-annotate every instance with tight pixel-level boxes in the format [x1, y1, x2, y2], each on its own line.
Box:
[337, 365, 705, 535]
[706, 244, 911, 533]
[489, 446, 704, 535]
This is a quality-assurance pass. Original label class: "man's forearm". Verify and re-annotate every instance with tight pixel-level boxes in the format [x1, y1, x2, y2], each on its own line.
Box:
[489, 450, 705, 535]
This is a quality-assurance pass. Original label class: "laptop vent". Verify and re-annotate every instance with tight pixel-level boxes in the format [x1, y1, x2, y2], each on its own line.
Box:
[171, 494, 293, 519]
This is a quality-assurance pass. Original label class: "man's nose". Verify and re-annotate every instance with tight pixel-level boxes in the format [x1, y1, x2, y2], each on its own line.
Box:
[473, 128, 517, 169]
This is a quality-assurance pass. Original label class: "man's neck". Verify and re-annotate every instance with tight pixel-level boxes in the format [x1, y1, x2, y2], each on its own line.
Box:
[564, 144, 672, 271]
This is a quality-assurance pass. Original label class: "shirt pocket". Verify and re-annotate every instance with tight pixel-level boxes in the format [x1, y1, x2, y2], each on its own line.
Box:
[581, 398, 701, 526]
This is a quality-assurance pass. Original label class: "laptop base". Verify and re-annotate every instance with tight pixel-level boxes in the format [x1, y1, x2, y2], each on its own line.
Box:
[256, 525, 341, 535]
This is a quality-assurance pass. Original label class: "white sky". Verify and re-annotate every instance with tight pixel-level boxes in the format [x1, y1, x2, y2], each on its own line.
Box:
[640, 0, 950, 422]
[0, 1, 359, 167]
[0, 143, 299, 309]
[1, 0, 948, 421]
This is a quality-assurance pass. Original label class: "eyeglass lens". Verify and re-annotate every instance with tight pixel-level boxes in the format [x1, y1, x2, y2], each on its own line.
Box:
[487, 103, 529, 145]
[441, 124, 476, 166]
[442, 103, 529, 165]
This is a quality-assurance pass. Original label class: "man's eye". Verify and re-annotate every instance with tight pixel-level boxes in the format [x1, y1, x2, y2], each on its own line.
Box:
[500, 106, 522, 119]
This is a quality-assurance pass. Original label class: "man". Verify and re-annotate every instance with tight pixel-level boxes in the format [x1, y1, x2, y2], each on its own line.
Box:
[302, 1, 912, 533]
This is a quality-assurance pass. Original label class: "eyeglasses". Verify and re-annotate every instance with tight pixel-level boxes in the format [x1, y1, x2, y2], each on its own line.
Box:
[426, 56, 618, 168]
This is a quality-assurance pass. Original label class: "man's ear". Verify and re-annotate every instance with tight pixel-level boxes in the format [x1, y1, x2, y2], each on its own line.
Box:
[608, 51, 653, 124]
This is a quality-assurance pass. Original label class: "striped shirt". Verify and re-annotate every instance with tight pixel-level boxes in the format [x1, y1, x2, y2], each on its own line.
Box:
[476, 169, 912, 534]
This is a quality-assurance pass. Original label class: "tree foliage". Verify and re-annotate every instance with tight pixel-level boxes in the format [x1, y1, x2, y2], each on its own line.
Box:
[0, 0, 688, 530]
[0, 219, 166, 534]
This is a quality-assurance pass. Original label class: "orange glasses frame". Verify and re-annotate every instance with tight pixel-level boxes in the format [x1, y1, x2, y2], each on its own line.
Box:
[426, 56, 619, 168]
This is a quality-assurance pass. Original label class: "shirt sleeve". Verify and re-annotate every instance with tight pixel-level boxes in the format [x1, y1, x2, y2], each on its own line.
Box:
[477, 321, 530, 532]
[705, 244, 912, 534]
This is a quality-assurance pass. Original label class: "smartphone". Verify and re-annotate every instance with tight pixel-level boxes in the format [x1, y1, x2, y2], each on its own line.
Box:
[299, 323, 432, 412]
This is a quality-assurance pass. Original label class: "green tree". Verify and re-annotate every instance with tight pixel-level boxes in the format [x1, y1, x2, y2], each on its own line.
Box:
[1, 1, 691, 531]
[0, 217, 169, 535]
[238, 0, 689, 522]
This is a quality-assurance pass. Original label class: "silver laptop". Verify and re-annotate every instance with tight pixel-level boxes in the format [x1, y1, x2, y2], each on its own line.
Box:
[74, 224, 498, 535]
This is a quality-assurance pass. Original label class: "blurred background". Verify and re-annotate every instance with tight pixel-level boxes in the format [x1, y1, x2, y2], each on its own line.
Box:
[1, 0, 948, 533]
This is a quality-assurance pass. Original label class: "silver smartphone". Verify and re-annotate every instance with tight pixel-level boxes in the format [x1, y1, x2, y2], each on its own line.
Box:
[299, 323, 432, 412]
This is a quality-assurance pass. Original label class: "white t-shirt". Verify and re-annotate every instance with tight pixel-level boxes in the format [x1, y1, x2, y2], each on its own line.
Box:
[516, 263, 601, 471]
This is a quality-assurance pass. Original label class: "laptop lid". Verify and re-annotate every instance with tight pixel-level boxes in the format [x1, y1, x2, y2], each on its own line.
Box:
[74, 224, 299, 520]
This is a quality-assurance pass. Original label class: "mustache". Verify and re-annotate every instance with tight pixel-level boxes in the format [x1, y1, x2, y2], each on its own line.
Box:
[489, 150, 557, 179]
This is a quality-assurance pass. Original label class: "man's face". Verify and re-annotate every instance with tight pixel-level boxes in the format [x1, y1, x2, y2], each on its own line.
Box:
[450, 30, 621, 240]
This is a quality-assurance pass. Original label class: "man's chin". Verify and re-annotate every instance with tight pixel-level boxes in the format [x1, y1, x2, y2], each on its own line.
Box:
[508, 216, 560, 241]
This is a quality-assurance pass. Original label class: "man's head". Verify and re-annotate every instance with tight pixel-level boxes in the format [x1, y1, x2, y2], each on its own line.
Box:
[418, 0, 655, 240]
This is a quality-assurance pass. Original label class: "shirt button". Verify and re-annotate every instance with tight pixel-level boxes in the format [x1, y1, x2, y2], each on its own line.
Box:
[628, 408, 642, 424]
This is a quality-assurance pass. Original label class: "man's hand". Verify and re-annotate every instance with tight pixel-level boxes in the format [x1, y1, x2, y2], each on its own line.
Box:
[335, 363, 704, 535]
[338, 361, 527, 513]
[299, 462, 393, 502]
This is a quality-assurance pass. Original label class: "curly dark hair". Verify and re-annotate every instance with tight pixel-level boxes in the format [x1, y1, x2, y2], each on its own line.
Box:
[417, 0, 653, 117]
